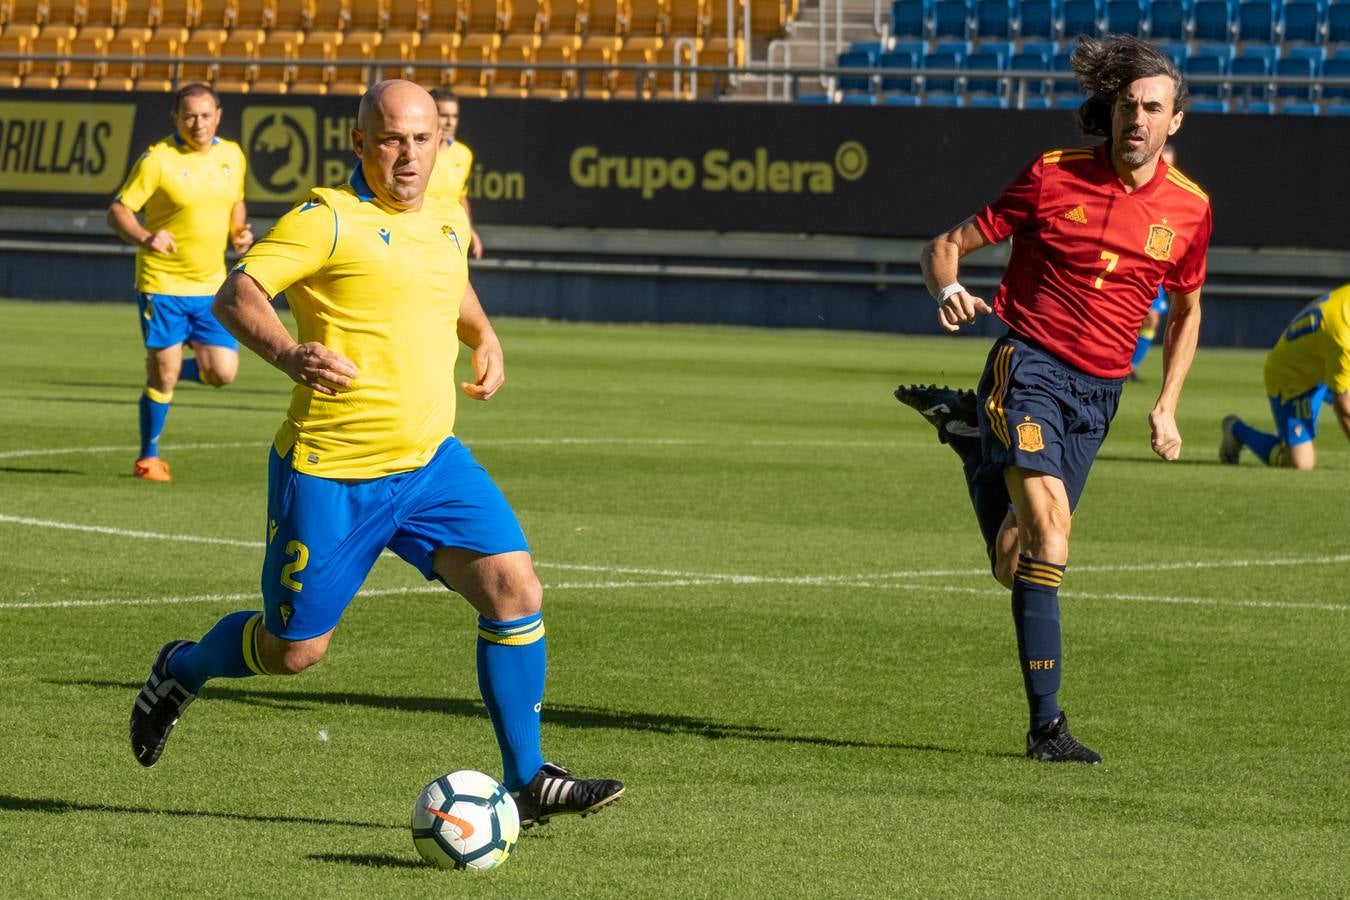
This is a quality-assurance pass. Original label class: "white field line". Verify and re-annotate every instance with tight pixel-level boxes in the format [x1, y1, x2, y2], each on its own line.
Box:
[1, 514, 1346, 614]
[0, 437, 912, 462]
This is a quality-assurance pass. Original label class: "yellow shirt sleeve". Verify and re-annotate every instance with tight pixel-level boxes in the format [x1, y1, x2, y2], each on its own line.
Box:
[115, 148, 161, 212]
[236, 195, 338, 299]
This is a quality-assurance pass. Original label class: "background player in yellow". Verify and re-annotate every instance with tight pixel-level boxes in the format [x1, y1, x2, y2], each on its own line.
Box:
[1220, 284, 1350, 469]
[107, 84, 254, 482]
[428, 87, 485, 259]
[129, 80, 623, 828]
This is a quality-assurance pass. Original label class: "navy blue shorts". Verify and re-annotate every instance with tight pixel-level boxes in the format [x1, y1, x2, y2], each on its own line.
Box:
[975, 334, 1123, 511]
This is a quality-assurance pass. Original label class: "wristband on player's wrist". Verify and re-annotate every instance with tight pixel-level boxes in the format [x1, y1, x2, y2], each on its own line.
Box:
[936, 282, 966, 304]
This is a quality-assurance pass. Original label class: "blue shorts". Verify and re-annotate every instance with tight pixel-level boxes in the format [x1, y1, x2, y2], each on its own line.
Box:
[260, 436, 530, 641]
[976, 334, 1123, 511]
[137, 292, 238, 350]
[1268, 384, 1329, 446]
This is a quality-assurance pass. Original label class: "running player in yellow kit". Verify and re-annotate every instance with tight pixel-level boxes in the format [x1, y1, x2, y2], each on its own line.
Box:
[107, 84, 253, 481]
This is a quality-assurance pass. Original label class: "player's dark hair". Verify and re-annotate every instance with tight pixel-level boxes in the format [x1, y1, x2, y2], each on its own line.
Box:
[429, 87, 459, 105]
[1070, 35, 1187, 137]
[173, 82, 220, 113]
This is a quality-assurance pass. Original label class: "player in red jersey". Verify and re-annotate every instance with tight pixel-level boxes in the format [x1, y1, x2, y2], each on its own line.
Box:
[896, 36, 1212, 763]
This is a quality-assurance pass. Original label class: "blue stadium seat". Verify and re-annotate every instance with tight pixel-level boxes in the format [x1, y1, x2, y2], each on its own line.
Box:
[1236, 0, 1278, 42]
[1185, 52, 1228, 99]
[923, 49, 962, 94]
[1061, 0, 1099, 37]
[1240, 42, 1279, 72]
[1230, 54, 1271, 104]
[880, 93, 923, 105]
[975, 0, 1014, 36]
[891, 0, 930, 38]
[1011, 49, 1051, 103]
[1323, 56, 1350, 102]
[892, 38, 929, 59]
[1103, 0, 1144, 36]
[839, 92, 877, 105]
[926, 94, 966, 106]
[1281, 1, 1323, 42]
[1325, 102, 1350, 116]
[836, 50, 877, 93]
[1155, 42, 1191, 69]
[1189, 98, 1231, 113]
[880, 49, 921, 93]
[934, 0, 972, 37]
[1020, 40, 1059, 61]
[977, 40, 1014, 67]
[1051, 50, 1077, 95]
[1330, 4, 1350, 43]
[1275, 52, 1319, 101]
[797, 92, 834, 103]
[1245, 99, 1276, 113]
[1148, 0, 1188, 40]
[935, 39, 973, 65]
[1023, 96, 1053, 108]
[1281, 100, 1321, 115]
[1054, 94, 1083, 108]
[1019, 0, 1060, 39]
[1192, 0, 1234, 40]
[852, 40, 888, 57]
[965, 48, 1006, 95]
[968, 94, 1009, 107]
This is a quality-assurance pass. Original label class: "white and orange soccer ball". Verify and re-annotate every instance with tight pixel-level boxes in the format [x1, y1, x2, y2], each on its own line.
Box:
[411, 770, 520, 870]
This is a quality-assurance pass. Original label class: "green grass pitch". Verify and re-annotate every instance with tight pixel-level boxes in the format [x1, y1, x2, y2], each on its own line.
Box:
[0, 298, 1346, 897]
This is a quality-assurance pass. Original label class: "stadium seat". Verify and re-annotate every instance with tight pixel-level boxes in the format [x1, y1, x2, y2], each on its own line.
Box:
[1281, 1, 1323, 42]
[1188, 97, 1230, 112]
[289, 37, 335, 94]
[153, 0, 195, 43]
[667, 0, 704, 36]
[750, 0, 788, 35]
[530, 42, 576, 97]
[1155, 41, 1189, 69]
[179, 34, 219, 85]
[408, 41, 454, 88]
[1053, 92, 1081, 107]
[978, 39, 1011, 67]
[331, 37, 374, 96]
[934, 38, 970, 65]
[232, 0, 274, 35]
[1325, 102, 1350, 116]
[1148, 0, 1187, 41]
[1277, 46, 1323, 101]
[137, 35, 180, 92]
[76, 0, 120, 40]
[974, 0, 1013, 38]
[1323, 56, 1350, 102]
[879, 48, 919, 94]
[268, 0, 310, 44]
[386, 0, 425, 30]
[1185, 51, 1227, 99]
[1011, 48, 1050, 104]
[1245, 99, 1274, 113]
[1102, 0, 1143, 36]
[1061, 0, 1098, 38]
[1230, 52, 1271, 105]
[575, 45, 614, 98]
[1191, 0, 1233, 41]
[851, 40, 887, 58]
[890, 0, 928, 38]
[1050, 49, 1075, 95]
[1020, 39, 1057, 61]
[370, 35, 411, 81]
[932, 0, 970, 38]
[964, 47, 1004, 97]
[922, 48, 960, 96]
[839, 91, 875, 104]
[38, 0, 79, 39]
[1236, 0, 1277, 42]
[927, 92, 964, 106]
[1240, 41, 1279, 71]
[491, 42, 534, 97]
[880, 92, 921, 105]
[1018, 0, 1059, 40]
[509, 0, 552, 37]
[796, 90, 833, 103]
[836, 48, 876, 93]
[23, 34, 69, 87]
[1281, 100, 1320, 115]
[193, 0, 236, 41]
[61, 34, 106, 89]
[586, 0, 630, 46]
[98, 34, 141, 90]
[1328, 3, 1350, 43]
[215, 31, 259, 93]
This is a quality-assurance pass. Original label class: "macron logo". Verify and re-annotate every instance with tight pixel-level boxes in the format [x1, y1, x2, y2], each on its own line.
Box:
[298, 200, 320, 213]
[378, 228, 391, 245]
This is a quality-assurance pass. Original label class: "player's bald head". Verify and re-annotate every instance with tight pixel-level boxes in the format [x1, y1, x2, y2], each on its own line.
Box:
[356, 79, 437, 134]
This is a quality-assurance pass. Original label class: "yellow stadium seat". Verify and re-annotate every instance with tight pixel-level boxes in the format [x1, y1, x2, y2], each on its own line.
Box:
[370, 35, 410, 80]
[153, 0, 195, 40]
[232, 0, 272, 32]
[180, 34, 218, 83]
[268, 0, 310, 43]
[582, 0, 626, 47]
[490, 40, 531, 95]
[463, 0, 508, 31]
[4, 0, 41, 39]
[330, 35, 371, 93]
[136, 34, 179, 91]
[749, 0, 783, 34]
[665, 0, 702, 36]
[60, 34, 107, 88]
[408, 41, 453, 87]
[610, 44, 652, 98]
[574, 43, 611, 97]
[251, 34, 292, 91]
[423, 0, 462, 32]
[385, 0, 422, 29]
[214, 30, 257, 93]
[191, 0, 232, 40]
[39, 0, 81, 39]
[650, 35, 692, 98]
[76, 0, 121, 39]
[348, 0, 386, 34]
[288, 36, 333, 93]
[506, 0, 545, 33]
[450, 40, 491, 96]
[0, 33, 29, 86]
[529, 41, 572, 97]
[98, 33, 140, 89]
[542, 0, 583, 39]
[628, 0, 665, 36]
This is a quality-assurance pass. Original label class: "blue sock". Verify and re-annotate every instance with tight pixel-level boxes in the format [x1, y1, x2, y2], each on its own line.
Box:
[1232, 418, 1281, 465]
[1012, 555, 1066, 732]
[138, 387, 172, 459]
[167, 611, 266, 694]
[1130, 329, 1155, 370]
[476, 612, 546, 792]
[180, 358, 201, 383]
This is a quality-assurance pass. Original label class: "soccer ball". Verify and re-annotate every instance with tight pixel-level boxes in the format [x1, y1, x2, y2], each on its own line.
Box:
[411, 770, 520, 871]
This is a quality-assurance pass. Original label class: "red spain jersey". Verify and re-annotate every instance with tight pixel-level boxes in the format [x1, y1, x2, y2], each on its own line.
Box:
[973, 144, 1212, 378]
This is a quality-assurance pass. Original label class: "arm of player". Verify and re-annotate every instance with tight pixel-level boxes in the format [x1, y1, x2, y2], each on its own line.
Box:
[1148, 287, 1203, 461]
[106, 200, 175, 254]
[1335, 392, 1350, 442]
[212, 270, 357, 396]
[461, 197, 484, 260]
[919, 217, 993, 333]
[229, 199, 254, 254]
[456, 280, 504, 401]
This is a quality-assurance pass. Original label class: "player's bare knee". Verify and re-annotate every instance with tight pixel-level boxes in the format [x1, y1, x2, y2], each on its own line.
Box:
[267, 644, 325, 675]
[199, 369, 235, 387]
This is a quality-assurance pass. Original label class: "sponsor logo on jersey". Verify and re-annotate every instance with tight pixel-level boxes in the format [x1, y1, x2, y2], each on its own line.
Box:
[1063, 204, 1088, 224]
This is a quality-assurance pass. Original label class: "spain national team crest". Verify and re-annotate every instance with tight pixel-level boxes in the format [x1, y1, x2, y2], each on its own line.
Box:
[1144, 224, 1175, 261]
[1017, 419, 1045, 452]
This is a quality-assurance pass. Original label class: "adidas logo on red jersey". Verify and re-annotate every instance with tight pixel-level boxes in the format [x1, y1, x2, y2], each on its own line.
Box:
[1063, 205, 1088, 224]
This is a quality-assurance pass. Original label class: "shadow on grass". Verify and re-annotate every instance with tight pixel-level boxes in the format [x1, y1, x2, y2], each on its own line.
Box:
[4, 393, 279, 414]
[306, 852, 426, 869]
[66, 680, 1016, 759]
[1094, 452, 1216, 466]
[0, 466, 84, 476]
[45, 380, 287, 398]
[0, 793, 400, 830]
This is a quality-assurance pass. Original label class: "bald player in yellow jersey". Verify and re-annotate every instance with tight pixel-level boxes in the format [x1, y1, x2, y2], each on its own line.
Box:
[1220, 284, 1350, 469]
[428, 88, 484, 259]
[108, 83, 254, 482]
[128, 80, 623, 830]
